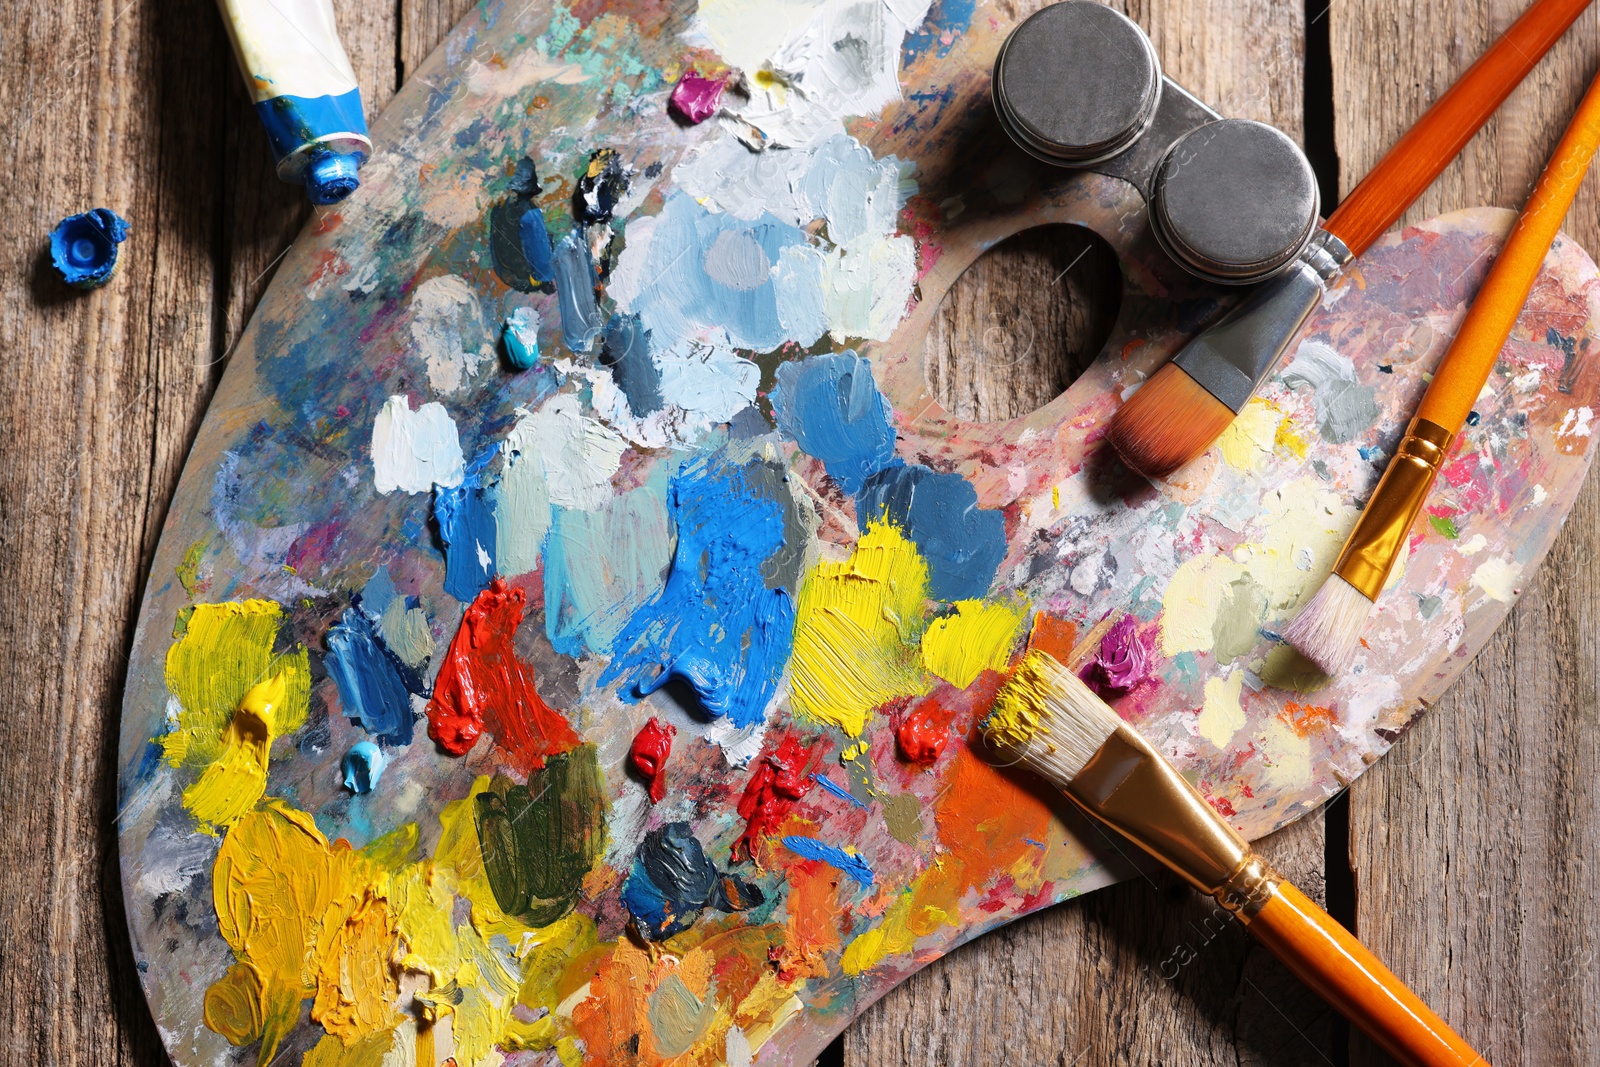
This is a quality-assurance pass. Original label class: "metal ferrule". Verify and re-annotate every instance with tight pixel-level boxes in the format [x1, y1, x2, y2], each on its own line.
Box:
[1172, 227, 1354, 413]
[1067, 722, 1278, 915]
[1331, 417, 1456, 600]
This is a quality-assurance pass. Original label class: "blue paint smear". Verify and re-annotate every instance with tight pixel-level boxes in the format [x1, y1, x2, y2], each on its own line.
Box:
[858, 464, 1006, 600]
[771, 353, 897, 495]
[1022, 837, 1046, 849]
[519, 204, 556, 284]
[553, 227, 604, 353]
[602, 454, 796, 727]
[341, 741, 386, 793]
[602, 312, 663, 415]
[624, 191, 824, 354]
[360, 567, 398, 617]
[622, 822, 764, 940]
[325, 606, 423, 745]
[434, 446, 499, 601]
[902, 0, 978, 63]
[780, 836, 875, 886]
[810, 772, 866, 808]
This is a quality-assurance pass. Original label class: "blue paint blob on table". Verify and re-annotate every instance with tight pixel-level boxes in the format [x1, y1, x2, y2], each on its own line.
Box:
[771, 353, 898, 495]
[49, 208, 130, 289]
[602, 453, 796, 727]
[781, 835, 875, 886]
[858, 463, 1006, 600]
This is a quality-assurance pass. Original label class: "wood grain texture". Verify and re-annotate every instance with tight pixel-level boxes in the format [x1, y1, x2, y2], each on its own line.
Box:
[0, 0, 1592, 1065]
[1333, 3, 1600, 1065]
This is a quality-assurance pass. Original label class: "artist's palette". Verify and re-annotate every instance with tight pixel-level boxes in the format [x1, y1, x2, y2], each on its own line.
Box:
[117, 0, 1600, 1064]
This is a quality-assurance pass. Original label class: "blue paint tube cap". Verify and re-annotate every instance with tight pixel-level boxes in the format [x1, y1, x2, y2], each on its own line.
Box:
[49, 208, 129, 289]
[304, 150, 362, 205]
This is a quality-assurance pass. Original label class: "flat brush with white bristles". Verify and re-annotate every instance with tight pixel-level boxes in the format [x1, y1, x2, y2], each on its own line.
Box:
[1285, 60, 1600, 675]
[983, 650, 1492, 1067]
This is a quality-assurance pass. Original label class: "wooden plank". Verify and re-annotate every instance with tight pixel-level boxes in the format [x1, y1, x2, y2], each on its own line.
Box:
[1332, 3, 1600, 1064]
[847, 5, 1313, 1062]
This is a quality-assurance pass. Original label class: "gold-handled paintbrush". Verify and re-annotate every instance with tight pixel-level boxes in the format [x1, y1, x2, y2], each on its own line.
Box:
[983, 650, 1491, 1067]
[1284, 58, 1600, 676]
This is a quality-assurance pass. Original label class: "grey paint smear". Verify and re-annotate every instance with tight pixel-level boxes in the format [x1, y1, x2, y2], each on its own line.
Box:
[1281, 341, 1381, 443]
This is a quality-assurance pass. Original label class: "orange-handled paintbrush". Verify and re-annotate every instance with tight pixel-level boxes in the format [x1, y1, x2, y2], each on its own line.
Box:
[984, 651, 1492, 1067]
[1108, 0, 1593, 479]
[1286, 58, 1600, 675]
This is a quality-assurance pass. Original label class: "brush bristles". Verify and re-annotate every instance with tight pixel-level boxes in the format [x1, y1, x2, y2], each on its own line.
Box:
[983, 650, 1124, 789]
[1107, 363, 1236, 479]
[1282, 574, 1375, 676]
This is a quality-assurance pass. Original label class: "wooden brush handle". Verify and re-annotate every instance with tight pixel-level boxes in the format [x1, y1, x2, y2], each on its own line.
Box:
[1324, 0, 1591, 257]
[1249, 881, 1489, 1067]
[1415, 61, 1600, 433]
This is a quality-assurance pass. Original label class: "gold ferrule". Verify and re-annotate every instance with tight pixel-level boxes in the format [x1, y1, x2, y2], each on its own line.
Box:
[1066, 724, 1252, 899]
[1331, 418, 1455, 600]
[1214, 854, 1282, 921]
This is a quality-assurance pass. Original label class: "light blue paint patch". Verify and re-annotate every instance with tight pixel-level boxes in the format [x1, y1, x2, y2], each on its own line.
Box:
[553, 227, 603, 353]
[360, 566, 399, 618]
[504, 306, 541, 370]
[858, 464, 1006, 600]
[602, 313, 663, 415]
[796, 136, 906, 244]
[326, 606, 421, 744]
[341, 741, 386, 794]
[810, 772, 866, 808]
[434, 446, 499, 601]
[602, 453, 797, 727]
[780, 836, 874, 886]
[622, 192, 825, 355]
[543, 482, 671, 657]
[771, 353, 897, 495]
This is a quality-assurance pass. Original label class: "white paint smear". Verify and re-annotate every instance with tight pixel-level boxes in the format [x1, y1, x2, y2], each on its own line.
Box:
[370, 395, 465, 494]
[1471, 556, 1521, 602]
[408, 275, 495, 394]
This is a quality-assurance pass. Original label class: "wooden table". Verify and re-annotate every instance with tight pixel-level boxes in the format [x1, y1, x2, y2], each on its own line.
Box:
[3, 1, 1595, 1064]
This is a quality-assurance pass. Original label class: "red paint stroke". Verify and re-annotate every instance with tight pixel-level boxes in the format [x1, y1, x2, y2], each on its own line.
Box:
[427, 577, 578, 773]
[735, 734, 819, 863]
[895, 695, 950, 765]
[629, 717, 675, 803]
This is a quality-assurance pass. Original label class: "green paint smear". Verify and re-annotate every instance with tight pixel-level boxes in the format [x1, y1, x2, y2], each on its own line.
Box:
[883, 792, 924, 845]
[176, 538, 208, 595]
[1428, 514, 1459, 539]
[475, 745, 608, 925]
[1212, 575, 1267, 665]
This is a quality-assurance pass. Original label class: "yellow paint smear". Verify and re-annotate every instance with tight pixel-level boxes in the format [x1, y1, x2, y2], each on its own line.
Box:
[1216, 398, 1283, 471]
[1196, 671, 1245, 748]
[162, 600, 309, 767]
[920, 599, 1026, 689]
[206, 803, 399, 1064]
[981, 649, 1055, 748]
[790, 521, 931, 736]
[181, 672, 286, 832]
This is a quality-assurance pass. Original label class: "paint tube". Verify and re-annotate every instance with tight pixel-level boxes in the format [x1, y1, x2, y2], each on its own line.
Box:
[216, 0, 371, 204]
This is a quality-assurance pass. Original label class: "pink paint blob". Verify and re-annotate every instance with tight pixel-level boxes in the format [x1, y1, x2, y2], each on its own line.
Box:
[1081, 614, 1153, 695]
[669, 69, 726, 125]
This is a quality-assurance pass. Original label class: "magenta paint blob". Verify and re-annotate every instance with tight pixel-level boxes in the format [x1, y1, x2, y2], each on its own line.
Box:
[669, 69, 726, 124]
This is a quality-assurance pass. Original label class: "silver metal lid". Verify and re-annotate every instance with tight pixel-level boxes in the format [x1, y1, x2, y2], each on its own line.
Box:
[1150, 119, 1320, 285]
[992, 1, 1162, 166]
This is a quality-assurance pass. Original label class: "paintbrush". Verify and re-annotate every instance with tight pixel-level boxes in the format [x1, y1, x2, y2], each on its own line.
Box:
[1285, 60, 1600, 676]
[984, 650, 1492, 1067]
[1106, 0, 1593, 479]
